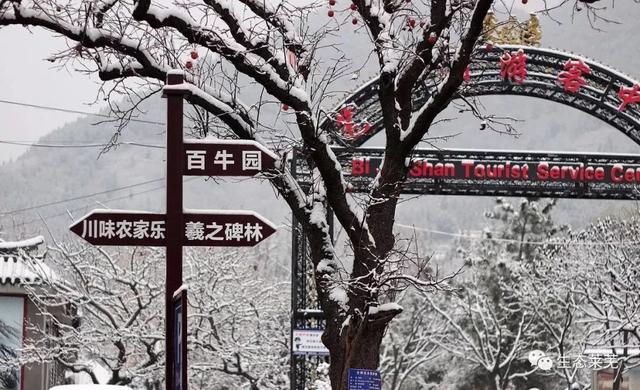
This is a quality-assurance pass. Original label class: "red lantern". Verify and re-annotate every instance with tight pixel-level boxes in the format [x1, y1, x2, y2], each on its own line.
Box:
[522, 0, 528, 3]
[350, 3, 357, 10]
[282, 104, 289, 111]
[190, 50, 198, 60]
[328, 9, 335, 17]
[185, 60, 193, 69]
[352, 17, 358, 25]
[329, 0, 336, 5]
[407, 18, 416, 28]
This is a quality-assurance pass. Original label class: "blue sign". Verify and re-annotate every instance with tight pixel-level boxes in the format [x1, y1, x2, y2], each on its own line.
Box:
[348, 368, 381, 390]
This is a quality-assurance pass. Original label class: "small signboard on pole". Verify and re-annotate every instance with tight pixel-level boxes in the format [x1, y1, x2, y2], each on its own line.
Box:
[292, 329, 329, 355]
[348, 368, 381, 390]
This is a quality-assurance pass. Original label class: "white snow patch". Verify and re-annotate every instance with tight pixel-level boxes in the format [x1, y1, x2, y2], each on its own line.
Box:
[329, 286, 348, 305]
[173, 284, 188, 298]
[368, 302, 403, 315]
[0, 236, 44, 250]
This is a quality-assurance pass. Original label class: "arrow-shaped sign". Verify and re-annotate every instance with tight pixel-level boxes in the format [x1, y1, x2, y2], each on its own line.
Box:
[183, 139, 278, 176]
[69, 209, 277, 247]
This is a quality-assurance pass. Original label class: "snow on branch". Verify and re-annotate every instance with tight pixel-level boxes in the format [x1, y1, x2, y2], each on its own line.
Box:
[400, 0, 493, 153]
[132, 0, 309, 108]
[235, 0, 303, 50]
[0, 4, 165, 80]
[202, 0, 290, 81]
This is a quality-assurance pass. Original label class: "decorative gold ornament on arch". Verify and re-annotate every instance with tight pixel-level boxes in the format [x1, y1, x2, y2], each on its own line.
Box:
[483, 11, 542, 46]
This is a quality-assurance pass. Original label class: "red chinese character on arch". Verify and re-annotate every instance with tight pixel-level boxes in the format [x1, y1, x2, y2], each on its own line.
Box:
[335, 106, 372, 139]
[499, 49, 527, 84]
[336, 106, 355, 136]
[617, 84, 640, 112]
[558, 59, 591, 94]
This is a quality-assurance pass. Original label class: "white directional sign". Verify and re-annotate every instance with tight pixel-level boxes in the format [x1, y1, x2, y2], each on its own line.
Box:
[183, 139, 278, 176]
[292, 329, 330, 355]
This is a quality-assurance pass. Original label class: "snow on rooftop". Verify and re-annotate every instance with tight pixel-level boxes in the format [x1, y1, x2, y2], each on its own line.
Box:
[0, 254, 56, 286]
[0, 235, 44, 250]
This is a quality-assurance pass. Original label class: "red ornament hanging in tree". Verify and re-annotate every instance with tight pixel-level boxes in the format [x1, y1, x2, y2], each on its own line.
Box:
[328, 9, 334, 17]
[282, 104, 290, 111]
[350, 2, 357, 10]
[329, 0, 336, 5]
[557, 59, 591, 94]
[617, 84, 640, 112]
[185, 60, 193, 69]
[463, 66, 471, 83]
[499, 49, 527, 84]
[407, 18, 416, 29]
[352, 17, 358, 25]
[286, 49, 298, 72]
[190, 50, 198, 60]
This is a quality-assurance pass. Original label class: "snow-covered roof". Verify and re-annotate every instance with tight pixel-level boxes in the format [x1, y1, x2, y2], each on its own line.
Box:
[0, 255, 55, 285]
[0, 236, 53, 286]
[0, 235, 44, 252]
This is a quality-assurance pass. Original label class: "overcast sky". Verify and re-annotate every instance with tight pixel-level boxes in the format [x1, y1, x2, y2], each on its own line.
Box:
[0, 26, 102, 163]
[0, 1, 616, 164]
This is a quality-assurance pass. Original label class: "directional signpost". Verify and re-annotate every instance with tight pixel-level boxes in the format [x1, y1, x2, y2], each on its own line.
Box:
[69, 71, 278, 390]
[183, 139, 277, 176]
[70, 209, 276, 247]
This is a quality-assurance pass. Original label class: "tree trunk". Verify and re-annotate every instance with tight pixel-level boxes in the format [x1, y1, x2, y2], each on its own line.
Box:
[305, 146, 407, 389]
[323, 316, 389, 389]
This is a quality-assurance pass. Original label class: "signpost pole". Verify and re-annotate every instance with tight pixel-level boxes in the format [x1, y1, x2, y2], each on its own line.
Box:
[163, 71, 189, 390]
[70, 71, 276, 390]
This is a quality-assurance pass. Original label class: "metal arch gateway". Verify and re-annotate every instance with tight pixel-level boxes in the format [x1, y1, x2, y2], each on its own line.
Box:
[290, 45, 640, 390]
[320, 45, 640, 147]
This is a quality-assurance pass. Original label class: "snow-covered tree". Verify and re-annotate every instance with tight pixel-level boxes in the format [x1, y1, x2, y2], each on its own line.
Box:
[379, 290, 441, 390]
[20, 242, 288, 389]
[538, 215, 640, 390]
[186, 248, 290, 389]
[419, 199, 569, 390]
[0, 0, 613, 386]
